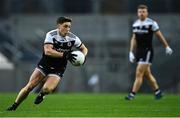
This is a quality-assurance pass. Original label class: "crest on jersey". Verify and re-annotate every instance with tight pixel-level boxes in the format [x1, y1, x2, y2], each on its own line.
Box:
[67, 42, 72, 47]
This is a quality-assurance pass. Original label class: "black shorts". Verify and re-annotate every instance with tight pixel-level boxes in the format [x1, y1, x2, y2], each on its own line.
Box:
[36, 64, 66, 78]
[136, 48, 154, 64]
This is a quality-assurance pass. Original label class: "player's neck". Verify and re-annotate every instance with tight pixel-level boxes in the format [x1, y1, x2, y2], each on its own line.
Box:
[139, 17, 147, 21]
[59, 32, 66, 37]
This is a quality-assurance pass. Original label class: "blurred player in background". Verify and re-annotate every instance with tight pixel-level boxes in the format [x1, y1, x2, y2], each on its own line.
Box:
[7, 16, 88, 111]
[125, 5, 173, 100]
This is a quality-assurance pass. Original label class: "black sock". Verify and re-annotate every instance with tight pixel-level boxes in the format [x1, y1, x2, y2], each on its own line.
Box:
[14, 102, 19, 106]
[39, 92, 45, 97]
[131, 92, 136, 95]
[39, 91, 48, 97]
[11, 102, 19, 109]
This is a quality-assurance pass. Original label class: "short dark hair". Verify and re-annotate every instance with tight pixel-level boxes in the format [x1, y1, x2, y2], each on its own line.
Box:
[56, 16, 72, 24]
[137, 4, 148, 10]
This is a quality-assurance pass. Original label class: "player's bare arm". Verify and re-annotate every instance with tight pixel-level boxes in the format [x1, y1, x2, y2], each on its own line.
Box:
[130, 33, 137, 52]
[155, 30, 173, 55]
[79, 43, 88, 56]
[155, 30, 169, 48]
[129, 33, 136, 63]
[44, 44, 63, 58]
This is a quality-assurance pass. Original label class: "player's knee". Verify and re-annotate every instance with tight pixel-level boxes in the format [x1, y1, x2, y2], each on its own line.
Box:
[145, 71, 150, 78]
[136, 70, 143, 78]
[42, 87, 54, 93]
[145, 71, 153, 79]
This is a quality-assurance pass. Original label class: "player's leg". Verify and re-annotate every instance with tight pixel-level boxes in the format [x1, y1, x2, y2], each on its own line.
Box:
[125, 64, 148, 100]
[7, 68, 45, 111]
[132, 64, 148, 92]
[144, 66, 163, 99]
[34, 74, 61, 104]
[144, 65, 159, 90]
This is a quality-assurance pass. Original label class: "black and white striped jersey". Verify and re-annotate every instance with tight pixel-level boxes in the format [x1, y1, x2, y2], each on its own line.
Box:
[38, 29, 82, 69]
[132, 18, 159, 49]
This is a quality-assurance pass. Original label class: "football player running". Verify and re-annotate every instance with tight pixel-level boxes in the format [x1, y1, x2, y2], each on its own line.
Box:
[7, 16, 88, 111]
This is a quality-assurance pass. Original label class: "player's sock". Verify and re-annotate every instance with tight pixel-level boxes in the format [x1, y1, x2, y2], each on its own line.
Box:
[154, 89, 163, 100]
[6, 102, 19, 111]
[125, 92, 136, 100]
[34, 91, 46, 105]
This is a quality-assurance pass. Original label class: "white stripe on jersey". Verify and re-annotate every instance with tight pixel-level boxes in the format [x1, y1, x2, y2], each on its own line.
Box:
[44, 29, 82, 48]
[133, 18, 159, 33]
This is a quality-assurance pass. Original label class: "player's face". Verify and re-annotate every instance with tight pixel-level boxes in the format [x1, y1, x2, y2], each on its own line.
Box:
[137, 8, 148, 21]
[58, 22, 71, 37]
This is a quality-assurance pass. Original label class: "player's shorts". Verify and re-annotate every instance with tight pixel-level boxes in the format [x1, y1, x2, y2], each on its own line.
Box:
[136, 48, 154, 64]
[36, 64, 66, 78]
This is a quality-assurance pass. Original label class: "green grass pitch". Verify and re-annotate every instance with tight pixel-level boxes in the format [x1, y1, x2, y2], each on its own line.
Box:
[0, 93, 180, 117]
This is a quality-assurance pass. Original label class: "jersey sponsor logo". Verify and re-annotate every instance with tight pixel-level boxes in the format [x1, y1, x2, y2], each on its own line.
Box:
[133, 25, 152, 34]
[52, 38, 75, 52]
[56, 48, 69, 52]
[133, 29, 149, 33]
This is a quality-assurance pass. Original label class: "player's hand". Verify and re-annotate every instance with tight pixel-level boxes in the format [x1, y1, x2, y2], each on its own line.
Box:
[129, 52, 135, 63]
[63, 51, 77, 62]
[165, 46, 173, 55]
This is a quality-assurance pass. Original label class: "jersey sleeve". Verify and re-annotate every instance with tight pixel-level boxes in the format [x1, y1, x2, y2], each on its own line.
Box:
[132, 20, 138, 33]
[152, 21, 159, 32]
[74, 36, 82, 48]
[44, 33, 53, 44]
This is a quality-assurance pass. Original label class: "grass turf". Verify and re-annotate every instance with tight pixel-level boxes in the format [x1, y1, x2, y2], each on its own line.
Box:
[0, 93, 180, 117]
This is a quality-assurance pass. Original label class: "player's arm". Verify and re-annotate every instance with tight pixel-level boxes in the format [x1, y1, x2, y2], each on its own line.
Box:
[130, 33, 137, 52]
[155, 30, 173, 55]
[74, 35, 88, 56]
[155, 30, 169, 48]
[78, 43, 88, 56]
[129, 33, 136, 63]
[44, 44, 64, 58]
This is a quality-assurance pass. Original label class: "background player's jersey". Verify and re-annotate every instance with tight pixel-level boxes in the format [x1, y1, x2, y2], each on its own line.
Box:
[38, 29, 82, 69]
[133, 18, 159, 49]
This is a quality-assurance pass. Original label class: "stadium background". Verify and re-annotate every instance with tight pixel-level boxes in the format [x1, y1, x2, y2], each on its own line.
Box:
[0, 0, 180, 94]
